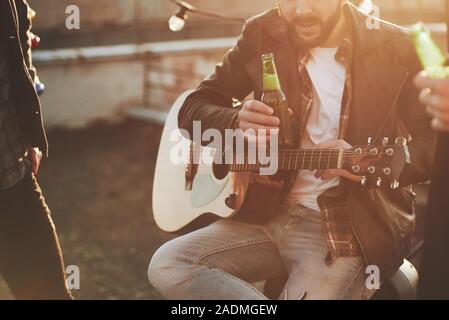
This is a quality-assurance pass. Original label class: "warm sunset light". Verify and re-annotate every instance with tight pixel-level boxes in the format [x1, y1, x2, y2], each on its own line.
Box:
[0, 0, 449, 312]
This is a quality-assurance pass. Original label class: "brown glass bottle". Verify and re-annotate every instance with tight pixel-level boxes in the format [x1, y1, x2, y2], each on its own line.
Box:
[261, 53, 293, 146]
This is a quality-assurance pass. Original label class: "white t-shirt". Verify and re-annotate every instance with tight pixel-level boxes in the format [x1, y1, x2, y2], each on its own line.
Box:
[287, 47, 346, 212]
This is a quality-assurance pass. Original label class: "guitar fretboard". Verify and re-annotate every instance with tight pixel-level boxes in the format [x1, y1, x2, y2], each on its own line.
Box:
[229, 149, 344, 172]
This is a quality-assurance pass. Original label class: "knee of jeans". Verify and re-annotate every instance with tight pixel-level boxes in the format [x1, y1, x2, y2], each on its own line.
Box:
[148, 238, 193, 291]
[148, 242, 173, 285]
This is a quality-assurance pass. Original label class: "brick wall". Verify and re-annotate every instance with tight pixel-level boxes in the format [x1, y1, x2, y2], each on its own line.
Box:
[375, 0, 446, 24]
[30, 0, 448, 128]
[33, 39, 233, 127]
[30, 0, 446, 30]
[31, 0, 447, 49]
[145, 50, 228, 110]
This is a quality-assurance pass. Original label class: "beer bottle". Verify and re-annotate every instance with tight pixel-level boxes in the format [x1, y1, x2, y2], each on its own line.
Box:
[261, 53, 293, 146]
[410, 23, 449, 79]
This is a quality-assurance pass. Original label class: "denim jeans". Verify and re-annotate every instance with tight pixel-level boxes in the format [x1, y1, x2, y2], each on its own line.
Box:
[149, 201, 373, 300]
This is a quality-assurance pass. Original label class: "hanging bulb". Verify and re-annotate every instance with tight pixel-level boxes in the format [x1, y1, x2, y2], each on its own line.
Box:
[31, 33, 41, 49]
[35, 79, 45, 96]
[169, 15, 186, 32]
[358, 0, 374, 14]
[168, 6, 188, 32]
[28, 7, 36, 20]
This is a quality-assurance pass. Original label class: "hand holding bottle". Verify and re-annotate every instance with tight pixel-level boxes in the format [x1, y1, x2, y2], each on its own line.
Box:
[415, 73, 449, 132]
[237, 100, 293, 142]
[410, 23, 449, 132]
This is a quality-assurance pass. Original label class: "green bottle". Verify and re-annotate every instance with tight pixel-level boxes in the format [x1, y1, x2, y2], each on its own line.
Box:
[410, 22, 449, 79]
[261, 53, 293, 146]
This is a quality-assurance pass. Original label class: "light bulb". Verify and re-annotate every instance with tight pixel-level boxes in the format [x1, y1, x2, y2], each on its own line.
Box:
[358, 0, 374, 14]
[28, 8, 36, 20]
[169, 15, 186, 32]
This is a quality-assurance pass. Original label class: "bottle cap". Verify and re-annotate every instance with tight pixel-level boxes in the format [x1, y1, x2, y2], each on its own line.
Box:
[261, 53, 274, 61]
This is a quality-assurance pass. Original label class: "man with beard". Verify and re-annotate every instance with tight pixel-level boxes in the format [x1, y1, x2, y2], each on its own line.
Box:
[148, 1, 434, 299]
[0, 1, 72, 299]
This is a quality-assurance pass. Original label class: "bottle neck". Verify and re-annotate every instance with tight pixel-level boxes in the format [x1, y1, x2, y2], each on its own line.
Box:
[262, 59, 281, 91]
[410, 24, 446, 69]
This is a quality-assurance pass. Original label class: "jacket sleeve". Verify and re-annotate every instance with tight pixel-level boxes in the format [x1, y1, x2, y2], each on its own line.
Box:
[15, 0, 37, 83]
[178, 20, 258, 145]
[397, 44, 436, 186]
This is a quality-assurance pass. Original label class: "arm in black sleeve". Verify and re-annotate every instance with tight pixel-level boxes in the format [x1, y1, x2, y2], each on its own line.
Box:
[178, 20, 259, 145]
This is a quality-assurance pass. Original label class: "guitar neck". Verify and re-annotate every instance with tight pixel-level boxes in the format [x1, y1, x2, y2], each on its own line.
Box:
[230, 149, 345, 172]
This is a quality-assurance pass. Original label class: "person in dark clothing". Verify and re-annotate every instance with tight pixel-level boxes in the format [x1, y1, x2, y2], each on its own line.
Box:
[0, 0, 72, 300]
[415, 66, 449, 299]
[415, 75, 449, 132]
[149, 1, 435, 300]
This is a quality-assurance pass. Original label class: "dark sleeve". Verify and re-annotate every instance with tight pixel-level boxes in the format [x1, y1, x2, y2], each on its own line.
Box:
[15, 0, 37, 83]
[178, 20, 258, 145]
[398, 45, 436, 186]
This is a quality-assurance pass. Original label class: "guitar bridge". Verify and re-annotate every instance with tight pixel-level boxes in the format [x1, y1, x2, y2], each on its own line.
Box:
[185, 141, 198, 191]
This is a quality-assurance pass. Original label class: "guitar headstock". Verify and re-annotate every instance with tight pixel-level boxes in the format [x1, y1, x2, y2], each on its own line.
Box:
[343, 137, 409, 189]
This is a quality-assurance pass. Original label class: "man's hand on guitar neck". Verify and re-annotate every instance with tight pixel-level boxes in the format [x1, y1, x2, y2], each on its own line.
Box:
[314, 139, 363, 183]
[237, 100, 293, 143]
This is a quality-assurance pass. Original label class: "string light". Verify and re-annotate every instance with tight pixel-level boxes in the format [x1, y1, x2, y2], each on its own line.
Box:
[168, 0, 245, 32]
[169, 4, 189, 32]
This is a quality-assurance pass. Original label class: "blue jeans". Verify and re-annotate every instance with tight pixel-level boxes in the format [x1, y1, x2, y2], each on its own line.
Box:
[149, 201, 373, 300]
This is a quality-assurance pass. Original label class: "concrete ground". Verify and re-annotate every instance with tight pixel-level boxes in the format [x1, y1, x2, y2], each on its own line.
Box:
[0, 117, 429, 300]
[0, 118, 175, 299]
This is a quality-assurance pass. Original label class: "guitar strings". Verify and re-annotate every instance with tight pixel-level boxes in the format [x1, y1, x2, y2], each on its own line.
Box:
[192, 163, 393, 174]
[186, 148, 395, 172]
[189, 151, 391, 158]
[188, 152, 394, 159]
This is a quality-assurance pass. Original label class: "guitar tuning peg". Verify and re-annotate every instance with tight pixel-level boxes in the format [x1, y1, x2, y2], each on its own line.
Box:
[367, 137, 374, 145]
[352, 165, 361, 173]
[395, 137, 407, 146]
[382, 137, 389, 146]
[390, 179, 400, 190]
[383, 167, 392, 176]
[361, 176, 367, 187]
[386, 148, 394, 156]
[376, 177, 383, 187]
[368, 166, 376, 174]
[370, 148, 379, 156]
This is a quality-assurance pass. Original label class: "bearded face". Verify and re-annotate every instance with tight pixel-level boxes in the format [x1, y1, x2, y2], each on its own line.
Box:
[278, 0, 345, 48]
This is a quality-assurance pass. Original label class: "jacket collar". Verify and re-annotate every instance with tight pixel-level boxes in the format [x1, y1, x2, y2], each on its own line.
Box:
[7, 0, 19, 28]
[260, 2, 405, 58]
[254, 2, 411, 145]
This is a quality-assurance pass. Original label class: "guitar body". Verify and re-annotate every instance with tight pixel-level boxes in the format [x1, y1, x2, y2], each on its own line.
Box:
[153, 91, 407, 233]
[153, 91, 261, 233]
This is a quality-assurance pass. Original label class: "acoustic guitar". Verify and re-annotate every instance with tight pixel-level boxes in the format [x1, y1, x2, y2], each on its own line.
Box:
[153, 91, 408, 232]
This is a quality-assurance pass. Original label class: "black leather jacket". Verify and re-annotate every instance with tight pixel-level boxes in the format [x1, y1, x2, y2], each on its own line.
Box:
[179, 4, 435, 276]
[1, 0, 48, 156]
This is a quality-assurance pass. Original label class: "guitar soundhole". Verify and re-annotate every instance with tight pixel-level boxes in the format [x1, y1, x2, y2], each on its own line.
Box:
[212, 163, 230, 180]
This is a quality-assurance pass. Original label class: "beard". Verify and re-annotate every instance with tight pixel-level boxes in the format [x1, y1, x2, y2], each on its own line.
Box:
[287, 3, 343, 50]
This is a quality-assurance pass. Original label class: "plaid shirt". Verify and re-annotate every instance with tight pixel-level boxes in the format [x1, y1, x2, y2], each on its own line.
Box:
[296, 34, 362, 263]
[0, 46, 30, 191]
